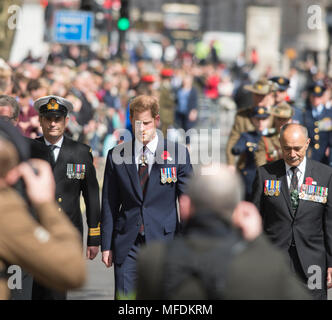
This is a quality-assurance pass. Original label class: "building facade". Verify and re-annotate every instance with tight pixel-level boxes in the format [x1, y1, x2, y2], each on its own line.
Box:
[130, 0, 331, 71]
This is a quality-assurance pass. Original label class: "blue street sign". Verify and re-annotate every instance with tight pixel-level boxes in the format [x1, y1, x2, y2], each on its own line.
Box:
[54, 10, 94, 45]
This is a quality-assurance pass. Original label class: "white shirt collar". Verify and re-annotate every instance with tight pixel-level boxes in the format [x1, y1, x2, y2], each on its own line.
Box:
[285, 156, 307, 175]
[44, 135, 64, 148]
[135, 133, 159, 155]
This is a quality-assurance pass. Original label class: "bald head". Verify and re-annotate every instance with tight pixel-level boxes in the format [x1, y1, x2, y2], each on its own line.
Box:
[280, 123, 308, 140]
[187, 164, 244, 222]
[280, 123, 310, 167]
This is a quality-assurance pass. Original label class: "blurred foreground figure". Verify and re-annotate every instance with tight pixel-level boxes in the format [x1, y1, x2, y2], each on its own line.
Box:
[136, 164, 311, 300]
[0, 120, 85, 300]
[0, 94, 50, 299]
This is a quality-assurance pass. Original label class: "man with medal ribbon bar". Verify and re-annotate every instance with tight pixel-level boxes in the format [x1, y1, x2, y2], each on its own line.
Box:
[33, 95, 101, 300]
[101, 95, 193, 298]
[252, 123, 332, 299]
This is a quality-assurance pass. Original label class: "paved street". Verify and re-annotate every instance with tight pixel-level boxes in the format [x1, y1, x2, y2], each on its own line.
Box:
[68, 222, 115, 300]
[68, 158, 114, 300]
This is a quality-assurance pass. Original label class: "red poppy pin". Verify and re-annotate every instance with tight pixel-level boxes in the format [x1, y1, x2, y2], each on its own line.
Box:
[305, 177, 313, 185]
[162, 151, 172, 161]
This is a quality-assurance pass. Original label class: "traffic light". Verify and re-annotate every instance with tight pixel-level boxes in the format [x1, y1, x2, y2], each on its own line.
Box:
[118, 0, 130, 31]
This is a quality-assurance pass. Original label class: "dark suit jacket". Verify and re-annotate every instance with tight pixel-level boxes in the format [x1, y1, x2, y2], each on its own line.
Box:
[252, 159, 332, 278]
[101, 135, 193, 264]
[36, 135, 101, 246]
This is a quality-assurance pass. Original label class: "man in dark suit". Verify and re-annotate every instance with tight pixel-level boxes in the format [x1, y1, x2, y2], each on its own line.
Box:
[101, 95, 193, 298]
[32, 95, 101, 300]
[252, 123, 332, 299]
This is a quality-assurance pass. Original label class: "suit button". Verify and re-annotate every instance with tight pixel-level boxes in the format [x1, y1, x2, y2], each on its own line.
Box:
[314, 121, 319, 126]
[314, 128, 319, 133]
[314, 135, 319, 141]
[314, 143, 320, 149]
[58, 197, 62, 203]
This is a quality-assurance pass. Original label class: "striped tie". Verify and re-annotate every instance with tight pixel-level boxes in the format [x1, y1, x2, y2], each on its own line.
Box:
[138, 145, 149, 197]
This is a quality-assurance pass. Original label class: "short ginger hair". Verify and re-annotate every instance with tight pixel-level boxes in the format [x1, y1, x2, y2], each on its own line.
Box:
[129, 95, 159, 119]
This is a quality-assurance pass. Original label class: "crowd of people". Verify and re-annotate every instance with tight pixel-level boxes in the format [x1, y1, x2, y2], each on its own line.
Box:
[0, 43, 235, 161]
[1, 43, 331, 159]
[2, 40, 332, 301]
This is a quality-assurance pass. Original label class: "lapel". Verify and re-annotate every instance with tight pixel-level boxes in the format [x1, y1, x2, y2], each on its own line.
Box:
[295, 159, 313, 217]
[279, 161, 293, 218]
[123, 140, 143, 202]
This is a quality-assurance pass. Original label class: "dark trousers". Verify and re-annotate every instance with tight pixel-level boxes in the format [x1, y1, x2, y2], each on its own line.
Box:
[32, 281, 66, 300]
[114, 234, 145, 299]
[288, 245, 327, 300]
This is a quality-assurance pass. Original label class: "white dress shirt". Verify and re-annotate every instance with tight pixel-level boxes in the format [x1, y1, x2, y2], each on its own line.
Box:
[44, 136, 64, 162]
[134, 134, 158, 174]
[285, 157, 307, 191]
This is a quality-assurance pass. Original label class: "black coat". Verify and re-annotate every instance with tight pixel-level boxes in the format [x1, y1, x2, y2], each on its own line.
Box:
[36, 136, 101, 246]
[252, 159, 332, 280]
[136, 212, 311, 300]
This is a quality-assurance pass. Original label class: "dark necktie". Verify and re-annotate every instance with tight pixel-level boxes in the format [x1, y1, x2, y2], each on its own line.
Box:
[138, 145, 149, 235]
[138, 145, 149, 197]
[49, 145, 57, 169]
[290, 166, 299, 213]
[290, 166, 299, 193]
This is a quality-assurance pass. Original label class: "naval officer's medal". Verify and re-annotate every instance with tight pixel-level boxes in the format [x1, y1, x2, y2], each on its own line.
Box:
[67, 163, 85, 179]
